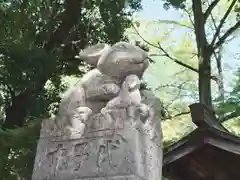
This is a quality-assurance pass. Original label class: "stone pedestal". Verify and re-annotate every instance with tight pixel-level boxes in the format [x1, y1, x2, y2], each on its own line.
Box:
[32, 110, 162, 180]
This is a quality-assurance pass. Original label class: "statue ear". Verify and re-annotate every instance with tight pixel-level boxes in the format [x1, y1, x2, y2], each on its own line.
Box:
[75, 43, 110, 66]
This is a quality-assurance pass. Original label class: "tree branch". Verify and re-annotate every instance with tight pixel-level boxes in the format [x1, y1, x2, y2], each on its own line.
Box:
[44, 0, 85, 51]
[182, 7, 194, 27]
[2, 0, 87, 128]
[207, 1, 225, 112]
[158, 19, 194, 30]
[158, 44, 201, 73]
[204, 0, 221, 23]
[155, 80, 191, 92]
[214, 20, 240, 49]
[131, 22, 218, 82]
[210, 0, 238, 47]
[30, 0, 85, 93]
[163, 111, 190, 120]
[220, 109, 240, 123]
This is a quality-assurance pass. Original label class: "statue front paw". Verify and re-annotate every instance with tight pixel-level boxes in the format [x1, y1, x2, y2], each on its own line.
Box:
[102, 83, 120, 97]
[100, 108, 114, 127]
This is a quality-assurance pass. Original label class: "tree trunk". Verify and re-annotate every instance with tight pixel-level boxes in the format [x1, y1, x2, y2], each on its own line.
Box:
[192, 0, 213, 110]
[2, 93, 29, 129]
[1, 0, 85, 129]
[199, 48, 212, 109]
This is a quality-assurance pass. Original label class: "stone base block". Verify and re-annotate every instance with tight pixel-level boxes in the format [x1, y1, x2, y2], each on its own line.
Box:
[32, 116, 162, 180]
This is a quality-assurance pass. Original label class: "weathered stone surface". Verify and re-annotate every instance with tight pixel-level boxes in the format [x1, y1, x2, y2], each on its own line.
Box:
[55, 41, 149, 128]
[32, 113, 162, 180]
[32, 42, 162, 180]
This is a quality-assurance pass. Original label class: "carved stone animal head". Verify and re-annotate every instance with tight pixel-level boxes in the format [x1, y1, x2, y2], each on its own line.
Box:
[76, 42, 149, 81]
[123, 74, 141, 91]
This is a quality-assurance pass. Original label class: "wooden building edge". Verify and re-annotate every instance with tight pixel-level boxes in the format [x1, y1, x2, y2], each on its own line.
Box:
[162, 103, 240, 180]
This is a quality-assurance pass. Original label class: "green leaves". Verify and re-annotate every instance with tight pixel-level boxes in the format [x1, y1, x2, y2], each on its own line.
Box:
[0, 0, 142, 126]
[0, 44, 57, 93]
[0, 0, 143, 178]
[99, 0, 142, 43]
[162, 0, 186, 9]
[0, 121, 41, 180]
[216, 70, 240, 120]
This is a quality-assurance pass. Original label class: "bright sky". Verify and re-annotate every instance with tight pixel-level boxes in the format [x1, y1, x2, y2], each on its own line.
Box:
[138, 1, 181, 20]
[136, 0, 239, 90]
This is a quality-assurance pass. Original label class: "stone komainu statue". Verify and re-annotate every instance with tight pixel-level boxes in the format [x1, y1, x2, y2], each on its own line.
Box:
[54, 41, 163, 139]
[32, 41, 163, 180]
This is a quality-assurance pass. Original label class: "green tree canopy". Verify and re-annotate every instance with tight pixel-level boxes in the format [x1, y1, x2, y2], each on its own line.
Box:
[0, 0, 143, 178]
[0, 0, 142, 129]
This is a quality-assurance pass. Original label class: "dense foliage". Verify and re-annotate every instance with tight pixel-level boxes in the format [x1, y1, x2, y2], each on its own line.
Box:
[0, 0, 239, 179]
[127, 0, 240, 145]
[158, 0, 240, 120]
[0, 0, 142, 129]
[0, 0, 142, 178]
[218, 70, 240, 122]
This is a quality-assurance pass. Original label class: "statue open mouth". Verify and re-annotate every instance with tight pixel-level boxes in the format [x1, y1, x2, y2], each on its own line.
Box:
[131, 58, 146, 65]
